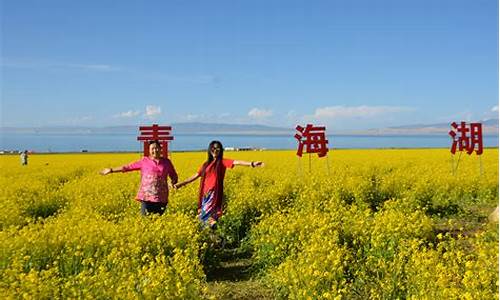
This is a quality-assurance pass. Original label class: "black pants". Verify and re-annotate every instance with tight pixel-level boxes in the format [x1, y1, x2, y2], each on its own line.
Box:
[140, 201, 166, 216]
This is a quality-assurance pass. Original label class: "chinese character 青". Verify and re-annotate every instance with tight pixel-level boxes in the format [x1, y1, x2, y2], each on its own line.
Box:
[137, 124, 174, 157]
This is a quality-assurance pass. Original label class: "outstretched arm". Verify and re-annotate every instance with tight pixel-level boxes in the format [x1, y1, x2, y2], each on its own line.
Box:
[174, 173, 201, 189]
[101, 159, 142, 175]
[100, 166, 125, 175]
[233, 160, 264, 168]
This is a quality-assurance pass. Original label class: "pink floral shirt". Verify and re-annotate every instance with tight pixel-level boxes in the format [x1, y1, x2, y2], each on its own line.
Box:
[122, 157, 178, 204]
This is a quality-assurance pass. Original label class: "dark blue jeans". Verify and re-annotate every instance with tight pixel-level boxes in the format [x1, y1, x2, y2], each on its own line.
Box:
[140, 201, 166, 216]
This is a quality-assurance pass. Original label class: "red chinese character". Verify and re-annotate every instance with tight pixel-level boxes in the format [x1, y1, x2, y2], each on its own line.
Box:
[448, 122, 483, 155]
[294, 124, 329, 157]
[137, 124, 174, 158]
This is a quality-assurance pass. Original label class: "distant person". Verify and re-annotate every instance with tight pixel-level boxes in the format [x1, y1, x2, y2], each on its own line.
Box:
[20, 150, 28, 166]
[100, 140, 178, 216]
[174, 140, 263, 229]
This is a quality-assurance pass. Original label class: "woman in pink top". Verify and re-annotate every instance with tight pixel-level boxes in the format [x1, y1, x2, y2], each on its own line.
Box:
[175, 140, 263, 228]
[100, 140, 178, 216]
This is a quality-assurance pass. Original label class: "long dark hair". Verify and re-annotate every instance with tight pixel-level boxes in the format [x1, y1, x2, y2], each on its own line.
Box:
[200, 140, 224, 176]
[206, 140, 223, 163]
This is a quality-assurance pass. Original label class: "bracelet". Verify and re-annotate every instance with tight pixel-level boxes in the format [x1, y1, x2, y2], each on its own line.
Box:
[251, 161, 255, 168]
[109, 168, 113, 173]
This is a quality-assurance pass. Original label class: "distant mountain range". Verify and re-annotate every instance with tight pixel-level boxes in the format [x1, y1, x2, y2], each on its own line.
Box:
[0, 123, 291, 135]
[354, 119, 498, 136]
[1, 119, 498, 136]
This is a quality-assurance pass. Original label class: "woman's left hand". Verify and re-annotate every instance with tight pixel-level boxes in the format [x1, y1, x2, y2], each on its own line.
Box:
[252, 161, 264, 168]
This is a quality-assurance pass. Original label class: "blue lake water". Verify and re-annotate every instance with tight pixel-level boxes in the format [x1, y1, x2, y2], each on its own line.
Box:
[1, 133, 498, 152]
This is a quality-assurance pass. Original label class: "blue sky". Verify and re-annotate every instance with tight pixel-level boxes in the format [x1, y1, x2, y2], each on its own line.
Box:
[1, 0, 498, 130]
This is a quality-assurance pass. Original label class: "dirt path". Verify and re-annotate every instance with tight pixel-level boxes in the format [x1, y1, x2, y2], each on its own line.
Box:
[204, 248, 273, 300]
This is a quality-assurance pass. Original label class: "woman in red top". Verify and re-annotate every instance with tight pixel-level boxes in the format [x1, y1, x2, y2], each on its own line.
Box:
[174, 140, 263, 228]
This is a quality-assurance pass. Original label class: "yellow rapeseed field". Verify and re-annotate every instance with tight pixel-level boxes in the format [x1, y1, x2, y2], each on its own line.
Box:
[0, 148, 498, 299]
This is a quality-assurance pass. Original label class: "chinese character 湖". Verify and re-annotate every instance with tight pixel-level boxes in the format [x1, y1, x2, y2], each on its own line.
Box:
[448, 121, 483, 155]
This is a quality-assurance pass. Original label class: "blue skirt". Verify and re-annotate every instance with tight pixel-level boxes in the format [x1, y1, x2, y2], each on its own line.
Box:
[199, 189, 217, 228]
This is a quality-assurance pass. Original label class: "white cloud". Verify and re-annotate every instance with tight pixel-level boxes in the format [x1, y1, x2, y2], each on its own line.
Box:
[114, 110, 141, 118]
[439, 110, 474, 123]
[2, 59, 121, 72]
[313, 105, 414, 119]
[248, 108, 273, 119]
[64, 115, 94, 125]
[185, 114, 199, 121]
[72, 64, 120, 72]
[145, 105, 162, 118]
[178, 112, 234, 123]
[479, 105, 499, 121]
